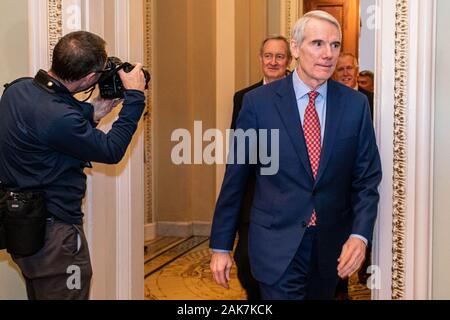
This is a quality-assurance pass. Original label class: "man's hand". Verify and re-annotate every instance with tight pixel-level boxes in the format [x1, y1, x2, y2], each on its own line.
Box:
[337, 236, 367, 279]
[91, 96, 123, 123]
[118, 62, 146, 92]
[210, 252, 233, 289]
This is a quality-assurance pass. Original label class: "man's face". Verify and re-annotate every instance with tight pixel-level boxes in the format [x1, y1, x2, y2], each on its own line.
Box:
[334, 55, 358, 88]
[358, 75, 374, 92]
[291, 18, 341, 89]
[260, 40, 291, 83]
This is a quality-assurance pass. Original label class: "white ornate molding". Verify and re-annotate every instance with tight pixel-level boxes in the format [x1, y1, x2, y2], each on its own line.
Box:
[391, 0, 408, 300]
[48, 0, 63, 64]
[375, 0, 437, 300]
[280, 0, 302, 38]
[144, 0, 153, 225]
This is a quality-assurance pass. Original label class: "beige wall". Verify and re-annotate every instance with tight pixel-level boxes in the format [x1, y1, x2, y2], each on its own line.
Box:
[0, 0, 28, 299]
[235, 0, 268, 91]
[0, 0, 29, 90]
[154, 0, 216, 223]
[268, 0, 281, 36]
[432, 0, 450, 299]
[153, 0, 282, 230]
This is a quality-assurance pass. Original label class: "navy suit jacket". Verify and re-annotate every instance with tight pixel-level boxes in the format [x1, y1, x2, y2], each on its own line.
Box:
[210, 73, 382, 285]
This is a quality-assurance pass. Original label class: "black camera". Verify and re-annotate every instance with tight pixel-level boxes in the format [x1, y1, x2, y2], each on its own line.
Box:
[98, 57, 150, 99]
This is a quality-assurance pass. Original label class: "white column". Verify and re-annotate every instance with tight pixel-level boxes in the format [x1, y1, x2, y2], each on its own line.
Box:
[374, 0, 437, 300]
[113, 0, 145, 300]
[404, 0, 436, 300]
[28, 0, 49, 73]
[78, 0, 144, 300]
[373, 0, 396, 300]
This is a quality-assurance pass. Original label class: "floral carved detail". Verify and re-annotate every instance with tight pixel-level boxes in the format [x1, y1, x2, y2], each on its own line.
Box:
[392, 0, 408, 300]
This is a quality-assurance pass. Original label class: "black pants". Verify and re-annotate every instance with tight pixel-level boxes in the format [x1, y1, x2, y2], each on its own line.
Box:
[12, 218, 92, 300]
[233, 223, 261, 300]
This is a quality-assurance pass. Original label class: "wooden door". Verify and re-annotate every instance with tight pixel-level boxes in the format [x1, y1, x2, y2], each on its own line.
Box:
[303, 0, 360, 59]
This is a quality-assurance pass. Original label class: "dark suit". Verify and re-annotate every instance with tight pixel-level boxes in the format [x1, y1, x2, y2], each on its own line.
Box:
[210, 73, 382, 299]
[231, 80, 263, 300]
[335, 86, 375, 299]
[359, 87, 374, 119]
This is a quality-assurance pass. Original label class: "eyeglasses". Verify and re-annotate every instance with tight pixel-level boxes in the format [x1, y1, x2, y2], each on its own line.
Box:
[262, 53, 288, 62]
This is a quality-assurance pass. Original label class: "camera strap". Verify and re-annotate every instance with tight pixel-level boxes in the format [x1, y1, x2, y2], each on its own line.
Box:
[80, 85, 96, 102]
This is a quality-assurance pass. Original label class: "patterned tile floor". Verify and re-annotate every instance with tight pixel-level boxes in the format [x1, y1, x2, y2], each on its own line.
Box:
[144, 237, 370, 300]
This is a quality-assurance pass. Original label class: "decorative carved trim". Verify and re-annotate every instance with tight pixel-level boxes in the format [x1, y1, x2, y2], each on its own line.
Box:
[282, 1, 302, 38]
[283, 0, 299, 38]
[285, 0, 292, 37]
[48, 0, 63, 64]
[392, 0, 408, 300]
[144, 0, 153, 224]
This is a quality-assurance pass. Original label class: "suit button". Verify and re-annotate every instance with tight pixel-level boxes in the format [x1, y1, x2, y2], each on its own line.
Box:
[302, 221, 307, 228]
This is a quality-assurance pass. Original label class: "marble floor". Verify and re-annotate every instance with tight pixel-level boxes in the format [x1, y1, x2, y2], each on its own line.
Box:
[144, 236, 370, 300]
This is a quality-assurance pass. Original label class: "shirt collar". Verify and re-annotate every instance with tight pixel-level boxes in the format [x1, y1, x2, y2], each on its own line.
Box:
[292, 69, 328, 101]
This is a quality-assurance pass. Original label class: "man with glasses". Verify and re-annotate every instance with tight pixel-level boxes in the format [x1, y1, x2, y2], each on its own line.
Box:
[0, 31, 146, 300]
[230, 35, 292, 300]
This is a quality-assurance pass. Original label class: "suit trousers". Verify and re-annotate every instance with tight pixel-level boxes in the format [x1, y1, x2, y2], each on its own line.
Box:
[259, 227, 339, 300]
[12, 217, 92, 300]
[234, 222, 261, 300]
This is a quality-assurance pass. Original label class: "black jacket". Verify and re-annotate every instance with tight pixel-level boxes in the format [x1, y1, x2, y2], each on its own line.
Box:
[358, 87, 374, 120]
[0, 71, 145, 224]
[230, 81, 263, 224]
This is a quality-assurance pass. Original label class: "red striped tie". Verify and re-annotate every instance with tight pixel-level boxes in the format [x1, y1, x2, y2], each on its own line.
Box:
[303, 91, 321, 227]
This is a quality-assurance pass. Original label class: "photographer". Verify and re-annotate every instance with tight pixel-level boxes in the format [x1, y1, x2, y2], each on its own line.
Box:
[0, 31, 146, 300]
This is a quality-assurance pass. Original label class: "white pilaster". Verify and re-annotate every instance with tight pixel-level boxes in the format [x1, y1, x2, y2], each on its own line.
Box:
[28, 0, 49, 73]
[373, 0, 396, 300]
[114, 0, 145, 300]
[404, 0, 436, 300]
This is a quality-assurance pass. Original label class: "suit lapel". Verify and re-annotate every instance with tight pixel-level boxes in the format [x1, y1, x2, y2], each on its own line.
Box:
[274, 74, 314, 180]
[315, 80, 344, 185]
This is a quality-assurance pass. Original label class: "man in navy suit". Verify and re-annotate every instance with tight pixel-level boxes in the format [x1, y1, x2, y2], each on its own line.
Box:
[231, 35, 292, 301]
[209, 10, 382, 300]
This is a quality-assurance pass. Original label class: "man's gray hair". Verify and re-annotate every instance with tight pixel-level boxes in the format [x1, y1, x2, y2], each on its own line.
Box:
[291, 10, 342, 45]
[259, 35, 292, 60]
[339, 52, 358, 67]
